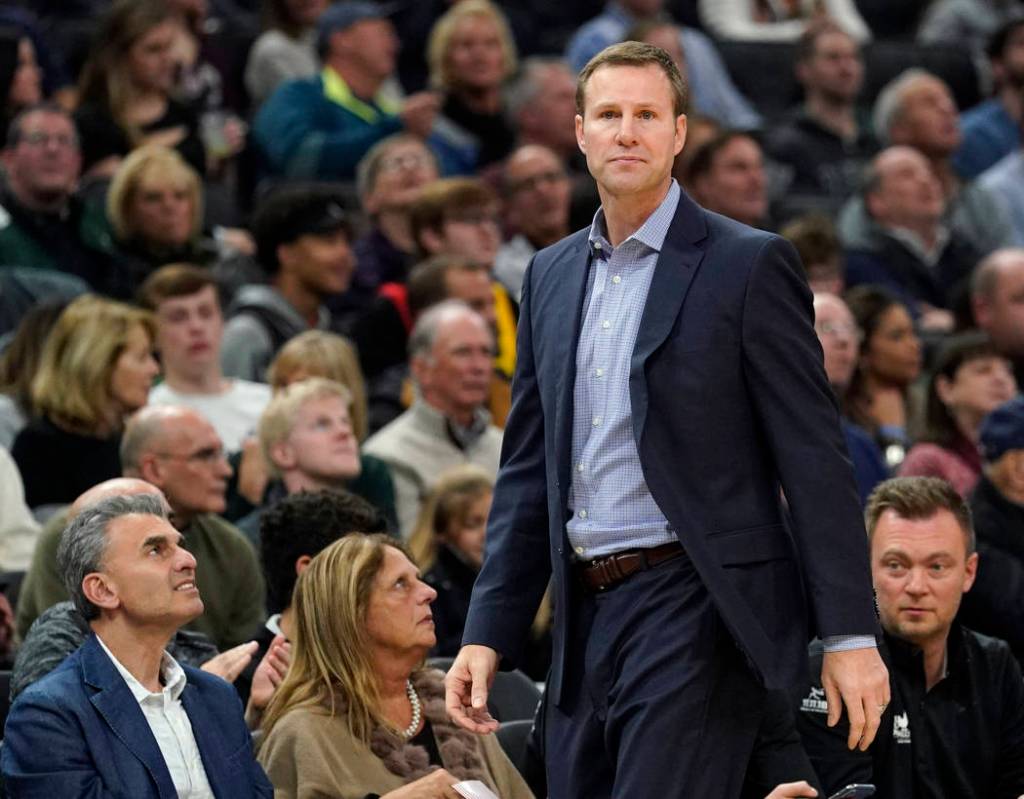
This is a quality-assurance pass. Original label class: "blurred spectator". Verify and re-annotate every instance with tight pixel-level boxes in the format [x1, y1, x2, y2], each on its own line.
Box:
[495, 144, 572, 302]
[0, 445, 40, 572]
[960, 395, 1024, 665]
[977, 117, 1024, 246]
[813, 292, 889, 504]
[918, 0, 1024, 58]
[796, 476, 1024, 797]
[566, 0, 762, 130]
[245, 377, 395, 541]
[0, 299, 68, 448]
[241, 488, 385, 704]
[686, 130, 771, 228]
[842, 146, 978, 327]
[697, 0, 870, 42]
[11, 296, 158, 509]
[252, 2, 439, 181]
[840, 69, 1012, 259]
[364, 301, 502, 538]
[140, 264, 271, 454]
[899, 332, 1018, 495]
[0, 492, 274, 798]
[970, 248, 1024, 378]
[782, 213, 845, 294]
[0, 30, 42, 147]
[952, 19, 1024, 179]
[245, 0, 326, 107]
[0, 104, 115, 288]
[222, 185, 352, 381]
[338, 133, 440, 320]
[427, 0, 518, 170]
[105, 145, 228, 296]
[673, 113, 722, 187]
[75, 0, 206, 178]
[844, 286, 923, 470]
[764, 21, 878, 207]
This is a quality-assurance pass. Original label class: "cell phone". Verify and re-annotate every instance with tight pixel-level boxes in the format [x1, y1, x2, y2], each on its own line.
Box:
[829, 785, 876, 799]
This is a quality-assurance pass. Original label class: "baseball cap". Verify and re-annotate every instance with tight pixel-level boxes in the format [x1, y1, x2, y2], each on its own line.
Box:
[980, 396, 1024, 462]
[317, 1, 394, 55]
[253, 185, 351, 272]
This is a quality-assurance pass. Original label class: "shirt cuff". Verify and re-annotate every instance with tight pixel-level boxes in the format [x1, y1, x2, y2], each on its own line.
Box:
[822, 634, 877, 652]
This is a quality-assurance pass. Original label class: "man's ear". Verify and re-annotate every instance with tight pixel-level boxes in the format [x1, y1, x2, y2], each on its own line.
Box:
[962, 551, 979, 593]
[294, 554, 312, 576]
[270, 439, 297, 472]
[82, 572, 120, 612]
[419, 227, 445, 256]
[575, 114, 586, 154]
[137, 453, 164, 488]
[410, 353, 430, 389]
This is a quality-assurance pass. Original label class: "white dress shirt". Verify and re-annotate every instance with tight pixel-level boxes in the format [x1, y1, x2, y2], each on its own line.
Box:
[96, 636, 215, 798]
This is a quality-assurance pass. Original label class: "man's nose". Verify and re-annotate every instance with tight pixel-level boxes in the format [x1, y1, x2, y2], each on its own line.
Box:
[176, 546, 198, 571]
[615, 116, 637, 144]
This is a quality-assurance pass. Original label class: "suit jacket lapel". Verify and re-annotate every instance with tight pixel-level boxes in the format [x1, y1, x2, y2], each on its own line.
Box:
[83, 635, 178, 799]
[629, 194, 707, 445]
[181, 682, 230, 796]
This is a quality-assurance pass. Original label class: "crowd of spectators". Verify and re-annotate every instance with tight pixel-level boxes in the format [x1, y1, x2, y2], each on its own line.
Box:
[0, 0, 1024, 797]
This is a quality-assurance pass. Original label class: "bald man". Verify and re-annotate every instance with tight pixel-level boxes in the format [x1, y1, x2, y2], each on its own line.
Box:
[16, 408, 265, 649]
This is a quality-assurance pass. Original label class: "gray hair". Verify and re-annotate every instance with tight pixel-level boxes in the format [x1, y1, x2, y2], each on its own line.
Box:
[972, 247, 1024, 301]
[57, 493, 169, 620]
[506, 57, 572, 120]
[355, 133, 437, 203]
[872, 68, 937, 145]
[408, 299, 477, 361]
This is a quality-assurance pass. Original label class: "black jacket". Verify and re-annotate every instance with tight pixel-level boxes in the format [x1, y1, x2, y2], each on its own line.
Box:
[796, 627, 1024, 798]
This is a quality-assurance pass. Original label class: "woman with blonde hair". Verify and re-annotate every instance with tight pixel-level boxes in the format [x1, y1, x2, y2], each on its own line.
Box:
[75, 0, 205, 178]
[258, 533, 533, 799]
[11, 295, 159, 508]
[426, 0, 518, 169]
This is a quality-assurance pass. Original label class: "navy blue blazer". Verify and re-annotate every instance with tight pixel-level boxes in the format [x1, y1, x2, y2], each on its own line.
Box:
[1, 633, 274, 798]
[463, 190, 878, 706]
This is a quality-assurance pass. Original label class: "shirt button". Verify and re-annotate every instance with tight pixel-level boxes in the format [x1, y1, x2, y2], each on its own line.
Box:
[612, 275, 621, 284]
[578, 509, 587, 519]
[575, 546, 584, 555]
[592, 416, 602, 426]
[593, 242, 602, 251]
[577, 462, 584, 472]
[595, 368, 604, 377]
[602, 320, 611, 330]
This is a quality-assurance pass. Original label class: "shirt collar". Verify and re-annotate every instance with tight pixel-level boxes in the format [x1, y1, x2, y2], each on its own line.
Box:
[587, 180, 681, 258]
[96, 635, 187, 703]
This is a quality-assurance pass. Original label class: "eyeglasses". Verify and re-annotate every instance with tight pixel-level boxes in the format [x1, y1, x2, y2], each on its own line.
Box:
[815, 322, 863, 342]
[508, 169, 568, 194]
[18, 130, 79, 149]
[153, 446, 226, 465]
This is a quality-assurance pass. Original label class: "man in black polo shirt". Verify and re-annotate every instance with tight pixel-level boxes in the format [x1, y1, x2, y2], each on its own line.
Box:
[796, 476, 1024, 798]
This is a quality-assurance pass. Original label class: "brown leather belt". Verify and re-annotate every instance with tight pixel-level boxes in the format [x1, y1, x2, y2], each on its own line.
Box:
[577, 541, 685, 592]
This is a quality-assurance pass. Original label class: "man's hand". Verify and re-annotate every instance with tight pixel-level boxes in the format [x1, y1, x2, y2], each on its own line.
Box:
[444, 644, 500, 734]
[764, 781, 818, 798]
[821, 647, 890, 751]
[201, 641, 258, 683]
[400, 92, 441, 138]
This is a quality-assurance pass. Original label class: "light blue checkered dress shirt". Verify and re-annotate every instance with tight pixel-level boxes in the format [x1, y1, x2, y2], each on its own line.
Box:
[566, 182, 682, 560]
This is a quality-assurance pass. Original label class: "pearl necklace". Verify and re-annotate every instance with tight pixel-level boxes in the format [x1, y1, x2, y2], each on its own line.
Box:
[401, 679, 422, 740]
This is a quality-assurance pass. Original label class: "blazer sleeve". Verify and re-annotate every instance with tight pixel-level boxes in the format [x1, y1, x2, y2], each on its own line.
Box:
[741, 235, 877, 639]
[461, 256, 554, 666]
[1, 687, 118, 798]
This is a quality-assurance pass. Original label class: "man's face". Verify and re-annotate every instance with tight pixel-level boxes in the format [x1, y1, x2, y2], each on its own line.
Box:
[281, 229, 355, 297]
[127, 19, 178, 95]
[154, 285, 224, 377]
[415, 313, 494, 418]
[976, 256, 1024, 357]
[641, 25, 687, 76]
[814, 294, 860, 390]
[692, 135, 767, 227]
[799, 30, 863, 104]
[994, 25, 1024, 88]
[576, 63, 685, 203]
[148, 414, 231, 517]
[526, 65, 579, 154]
[867, 147, 945, 231]
[336, 18, 398, 81]
[275, 395, 361, 485]
[445, 268, 497, 331]
[446, 14, 506, 92]
[505, 147, 571, 246]
[890, 77, 961, 157]
[93, 513, 203, 627]
[437, 206, 501, 267]
[3, 110, 81, 203]
[872, 508, 977, 650]
[365, 140, 438, 214]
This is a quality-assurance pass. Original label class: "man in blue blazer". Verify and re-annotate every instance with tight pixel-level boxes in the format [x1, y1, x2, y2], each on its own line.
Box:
[2, 493, 273, 798]
[446, 42, 890, 798]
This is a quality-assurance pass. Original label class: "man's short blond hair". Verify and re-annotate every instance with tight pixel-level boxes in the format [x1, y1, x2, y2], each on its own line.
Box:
[258, 378, 353, 478]
[576, 40, 689, 118]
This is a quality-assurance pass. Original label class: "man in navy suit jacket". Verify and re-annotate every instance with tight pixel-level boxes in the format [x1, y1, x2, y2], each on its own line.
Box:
[446, 41, 890, 798]
[1, 492, 273, 798]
